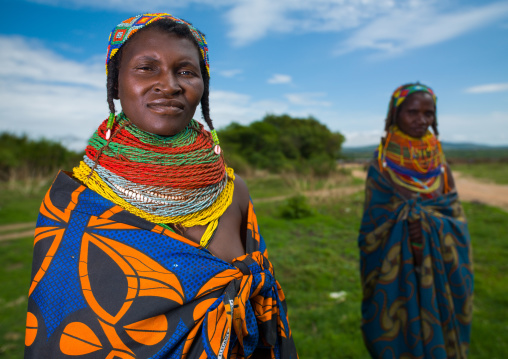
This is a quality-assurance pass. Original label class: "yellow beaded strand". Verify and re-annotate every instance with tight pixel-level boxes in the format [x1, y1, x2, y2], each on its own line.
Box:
[73, 161, 235, 227]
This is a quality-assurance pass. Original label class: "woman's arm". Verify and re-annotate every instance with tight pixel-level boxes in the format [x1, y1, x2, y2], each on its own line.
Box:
[233, 175, 251, 248]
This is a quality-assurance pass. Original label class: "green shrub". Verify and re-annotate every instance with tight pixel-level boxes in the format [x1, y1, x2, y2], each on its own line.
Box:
[278, 194, 315, 219]
[218, 114, 345, 175]
[0, 133, 83, 181]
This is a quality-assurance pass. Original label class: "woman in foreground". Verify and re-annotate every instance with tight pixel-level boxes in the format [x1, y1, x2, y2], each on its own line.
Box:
[358, 83, 473, 358]
[24, 13, 297, 359]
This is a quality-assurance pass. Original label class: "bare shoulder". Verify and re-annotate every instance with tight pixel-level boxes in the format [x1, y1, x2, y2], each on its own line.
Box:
[233, 174, 251, 215]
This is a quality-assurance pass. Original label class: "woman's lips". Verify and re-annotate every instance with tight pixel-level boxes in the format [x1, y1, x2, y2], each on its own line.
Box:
[147, 99, 184, 114]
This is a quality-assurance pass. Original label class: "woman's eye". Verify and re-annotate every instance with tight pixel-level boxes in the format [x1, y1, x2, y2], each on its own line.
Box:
[136, 65, 153, 71]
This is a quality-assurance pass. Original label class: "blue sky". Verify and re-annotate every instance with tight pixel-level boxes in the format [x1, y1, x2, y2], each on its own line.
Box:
[1, 0, 507, 150]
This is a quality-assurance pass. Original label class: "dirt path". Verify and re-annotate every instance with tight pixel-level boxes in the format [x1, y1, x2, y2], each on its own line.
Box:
[452, 172, 508, 212]
[346, 164, 508, 212]
[0, 222, 35, 242]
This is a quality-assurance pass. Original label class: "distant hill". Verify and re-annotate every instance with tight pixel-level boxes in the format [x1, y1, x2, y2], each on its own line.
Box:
[342, 142, 508, 162]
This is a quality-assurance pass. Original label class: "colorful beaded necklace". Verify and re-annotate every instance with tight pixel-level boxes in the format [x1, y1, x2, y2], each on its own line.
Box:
[73, 113, 234, 246]
[377, 126, 449, 194]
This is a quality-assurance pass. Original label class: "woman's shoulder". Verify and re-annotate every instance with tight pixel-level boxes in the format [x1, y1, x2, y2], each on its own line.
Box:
[233, 174, 251, 211]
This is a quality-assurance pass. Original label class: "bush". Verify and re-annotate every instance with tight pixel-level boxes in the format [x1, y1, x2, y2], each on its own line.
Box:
[278, 194, 315, 219]
[0, 133, 83, 181]
[218, 114, 345, 176]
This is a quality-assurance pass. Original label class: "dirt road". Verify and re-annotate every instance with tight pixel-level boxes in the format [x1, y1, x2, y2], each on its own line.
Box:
[452, 172, 508, 212]
[348, 164, 508, 212]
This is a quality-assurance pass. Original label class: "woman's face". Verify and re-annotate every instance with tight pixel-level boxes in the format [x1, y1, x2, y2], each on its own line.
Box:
[396, 92, 435, 138]
[117, 28, 204, 136]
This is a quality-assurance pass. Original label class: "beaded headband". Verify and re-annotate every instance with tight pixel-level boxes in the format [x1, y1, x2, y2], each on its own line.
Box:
[391, 83, 437, 109]
[105, 13, 209, 76]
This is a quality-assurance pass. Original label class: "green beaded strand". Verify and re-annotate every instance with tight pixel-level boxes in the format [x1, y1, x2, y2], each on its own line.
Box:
[211, 129, 221, 155]
[105, 113, 115, 140]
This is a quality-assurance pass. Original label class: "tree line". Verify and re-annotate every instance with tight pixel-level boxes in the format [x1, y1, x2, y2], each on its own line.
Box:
[219, 114, 344, 176]
[0, 133, 83, 181]
[1, 114, 344, 180]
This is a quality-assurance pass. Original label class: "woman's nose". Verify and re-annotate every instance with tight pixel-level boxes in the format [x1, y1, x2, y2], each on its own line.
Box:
[416, 113, 427, 124]
[154, 71, 181, 94]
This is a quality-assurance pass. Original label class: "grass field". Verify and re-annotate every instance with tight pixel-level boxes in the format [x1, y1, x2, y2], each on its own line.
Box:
[451, 162, 508, 185]
[0, 171, 507, 358]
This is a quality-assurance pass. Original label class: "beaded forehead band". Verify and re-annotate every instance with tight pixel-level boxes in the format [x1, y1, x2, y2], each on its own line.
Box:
[105, 13, 209, 76]
[391, 83, 437, 109]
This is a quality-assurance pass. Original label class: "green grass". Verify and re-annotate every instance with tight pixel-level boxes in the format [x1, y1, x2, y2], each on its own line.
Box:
[0, 235, 33, 357]
[462, 202, 508, 358]
[1, 171, 507, 358]
[252, 192, 508, 358]
[452, 162, 508, 185]
[0, 181, 47, 357]
[0, 178, 50, 225]
[253, 192, 369, 358]
[245, 170, 362, 200]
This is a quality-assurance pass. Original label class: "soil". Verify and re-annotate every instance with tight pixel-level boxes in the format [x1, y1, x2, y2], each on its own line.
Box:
[346, 164, 508, 212]
[1, 167, 506, 241]
[452, 172, 508, 212]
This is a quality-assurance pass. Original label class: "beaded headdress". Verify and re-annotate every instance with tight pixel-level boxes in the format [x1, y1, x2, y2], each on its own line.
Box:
[385, 83, 437, 130]
[106, 13, 209, 76]
[390, 83, 436, 111]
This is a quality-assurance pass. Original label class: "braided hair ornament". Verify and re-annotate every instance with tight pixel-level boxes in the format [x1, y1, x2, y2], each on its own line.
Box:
[106, 13, 209, 75]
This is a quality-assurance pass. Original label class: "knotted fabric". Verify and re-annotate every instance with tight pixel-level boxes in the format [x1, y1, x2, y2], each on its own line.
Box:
[358, 162, 473, 358]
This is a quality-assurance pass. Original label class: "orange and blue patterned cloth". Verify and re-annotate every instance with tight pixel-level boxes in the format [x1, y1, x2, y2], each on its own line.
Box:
[358, 161, 473, 358]
[25, 172, 297, 358]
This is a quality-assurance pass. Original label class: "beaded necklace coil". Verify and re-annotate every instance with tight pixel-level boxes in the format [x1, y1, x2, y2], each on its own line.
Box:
[73, 113, 234, 246]
[377, 126, 449, 194]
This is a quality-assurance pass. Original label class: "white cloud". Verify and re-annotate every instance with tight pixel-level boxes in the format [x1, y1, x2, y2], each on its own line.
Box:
[218, 69, 243, 78]
[336, 1, 508, 56]
[0, 35, 292, 148]
[225, 0, 508, 58]
[27, 0, 234, 11]
[0, 79, 106, 151]
[343, 130, 384, 147]
[0, 36, 106, 151]
[267, 74, 292, 84]
[226, 0, 397, 46]
[0, 36, 103, 88]
[285, 92, 331, 107]
[465, 83, 508, 94]
[437, 112, 508, 146]
[209, 90, 289, 127]
[25, 0, 508, 57]
[334, 110, 508, 147]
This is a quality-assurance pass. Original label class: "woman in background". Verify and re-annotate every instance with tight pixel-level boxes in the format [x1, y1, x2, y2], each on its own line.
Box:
[25, 13, 297, 359]
[358, 83, 473, 358]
